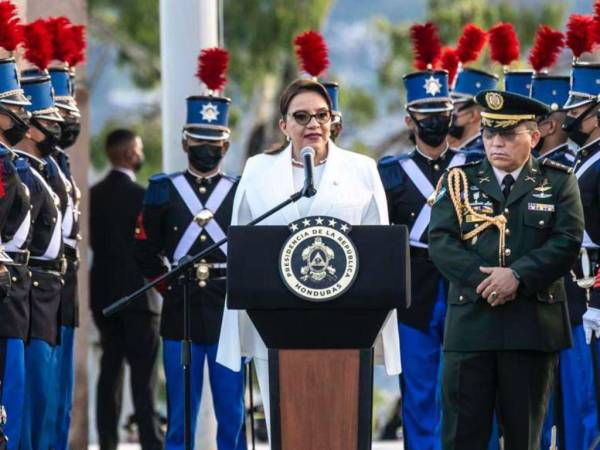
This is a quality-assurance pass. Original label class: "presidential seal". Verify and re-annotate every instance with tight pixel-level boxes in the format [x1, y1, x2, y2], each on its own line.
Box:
[279, 216, 359, 302]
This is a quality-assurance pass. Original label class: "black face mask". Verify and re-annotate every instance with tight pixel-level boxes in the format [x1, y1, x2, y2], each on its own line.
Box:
[0, 108, 30, 146]
[58, 119, 81, 149]
[448, 123, 465, 140]
[188, 143, 223, 173]
[412, 113, 451, 147]
[562, 103, 597, 147]
[33, 118, 62, 157]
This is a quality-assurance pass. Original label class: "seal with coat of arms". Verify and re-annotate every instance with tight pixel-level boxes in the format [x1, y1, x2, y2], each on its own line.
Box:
[279, 216, 359, 302]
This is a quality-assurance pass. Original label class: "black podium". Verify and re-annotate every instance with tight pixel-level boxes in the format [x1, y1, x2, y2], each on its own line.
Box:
[227, 224, 409, 450]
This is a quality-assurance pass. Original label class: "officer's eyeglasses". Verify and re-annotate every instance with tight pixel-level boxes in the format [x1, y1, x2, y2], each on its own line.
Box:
[482, 128, 533, 142]
[289, 109, 331, 126]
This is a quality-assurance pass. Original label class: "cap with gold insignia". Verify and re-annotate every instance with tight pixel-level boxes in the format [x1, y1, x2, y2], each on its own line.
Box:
[475, 90, 549, 130]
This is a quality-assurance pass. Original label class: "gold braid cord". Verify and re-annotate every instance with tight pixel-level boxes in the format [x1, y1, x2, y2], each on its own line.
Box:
[446, 168, 507, 266]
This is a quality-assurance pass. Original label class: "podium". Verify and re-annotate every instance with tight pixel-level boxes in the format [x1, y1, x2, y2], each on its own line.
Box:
[228, 224, 409, 450]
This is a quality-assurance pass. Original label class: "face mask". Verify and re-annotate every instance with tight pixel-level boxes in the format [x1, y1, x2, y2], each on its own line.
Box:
[188, 143, 223, 173]
[0, 108, 30, 146]
[412, 113, 451, 147]
[448, 123, 465, 140]
[33, 119, 62, 157]
[562, 103, 598, 147]
[58, 119, 81, 149]
[532, 136, 545, 155]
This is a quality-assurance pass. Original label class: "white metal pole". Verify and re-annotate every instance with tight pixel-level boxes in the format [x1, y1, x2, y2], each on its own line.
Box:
[159, 3, 219, 450]
[160, 0, 219, 172]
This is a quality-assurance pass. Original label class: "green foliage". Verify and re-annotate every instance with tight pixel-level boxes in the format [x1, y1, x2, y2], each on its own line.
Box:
[341, 86, 377, 127]
[90, 117, 163, 186]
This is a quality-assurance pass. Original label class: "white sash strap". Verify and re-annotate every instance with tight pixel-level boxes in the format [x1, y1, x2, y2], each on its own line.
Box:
[400, 152, 465, 247]
[49, 157, 75, 238]
[575, 149, 600, 179]
[575, 150, 600, 248]
[171, 174, 233, 263]
[4, 210, 31, 252]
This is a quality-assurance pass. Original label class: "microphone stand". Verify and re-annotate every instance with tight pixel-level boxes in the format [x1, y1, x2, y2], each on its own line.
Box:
[103, 182, 316, 450]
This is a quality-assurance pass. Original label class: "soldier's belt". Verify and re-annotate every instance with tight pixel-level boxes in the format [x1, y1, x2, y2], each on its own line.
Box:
[63, 245, 80, 263]
[171, 260, 227, 283]
[29, 256, 68, 275]
[6, 250, 30, 266]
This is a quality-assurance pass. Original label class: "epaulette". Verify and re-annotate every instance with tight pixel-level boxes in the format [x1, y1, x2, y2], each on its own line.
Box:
[15, 158, 41, 193]
[542, 158, 573, 174]
[377, 155, 407, 190]
[447, 159, 481, 172]
[14, 151, 46, 174]
[144, 173, 170, 206]
[1, 152, 15, 176]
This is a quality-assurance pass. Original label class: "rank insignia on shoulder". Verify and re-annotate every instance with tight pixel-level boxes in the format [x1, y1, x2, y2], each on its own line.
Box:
[541, 159, 573, 173]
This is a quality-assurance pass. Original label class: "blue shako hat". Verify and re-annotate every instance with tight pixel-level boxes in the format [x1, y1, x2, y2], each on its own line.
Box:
[0, 58, 30, 106]
[49, 67, 79, 114]
[184, 47, 231, 141]
[452, 68, 499, 103]
[564, 63, 600, 110]
[184, 95, 231, 141]
[322, 81, 341, 123]
[21, 69, 64, 122]
[530, 74, 570, 112]
[503, 70, 534, 96]
[403, 69, 453, 113]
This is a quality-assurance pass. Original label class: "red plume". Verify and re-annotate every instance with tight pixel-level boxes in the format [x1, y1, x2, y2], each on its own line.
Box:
[441, 47, 460, 86]
[456, 24, 487, 65]
[65, 24, 85, 66]
[196, 47, 229, 92]
[23, 19, 53, 70]
[410, 22, 442, 70]
[46, 17, 76, 63]
[528, 25, 564, 72]
[566, 14, 594, 59]
[293, 30, 329, 78]
[488, 23, 520, 66]
[0, 1, 23, 52]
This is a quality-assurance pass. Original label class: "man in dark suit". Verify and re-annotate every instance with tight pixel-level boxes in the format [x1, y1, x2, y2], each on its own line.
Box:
[90, 129, 163, 450]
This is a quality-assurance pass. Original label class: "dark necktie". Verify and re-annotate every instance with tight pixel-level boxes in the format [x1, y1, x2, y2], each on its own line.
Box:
[502, 174, 515, 199]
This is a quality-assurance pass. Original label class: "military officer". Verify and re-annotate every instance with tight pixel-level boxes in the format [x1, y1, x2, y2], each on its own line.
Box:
[429, 90, 583, 449]
[378, 56, 466, 446]
[15, 68, 65, 450]
[134, 48, 246, 450]
[0, 51, 34, 450]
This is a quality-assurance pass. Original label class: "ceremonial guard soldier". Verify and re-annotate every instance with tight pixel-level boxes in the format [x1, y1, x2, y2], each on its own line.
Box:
[377, 23, 465, 449]
[45, 17, 85, 450]
[446, 24, 498, 154]
[429, 90, 583, 449]
[323, 81, 341, 140]
[0, 7, 35, 444]
[134, 48, 246, 450]
[15, 24, 66, 449]
[560, 23, 600, 447]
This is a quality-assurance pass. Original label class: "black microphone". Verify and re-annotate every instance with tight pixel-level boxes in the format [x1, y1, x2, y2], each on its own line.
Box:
[300, 146, 317, 198]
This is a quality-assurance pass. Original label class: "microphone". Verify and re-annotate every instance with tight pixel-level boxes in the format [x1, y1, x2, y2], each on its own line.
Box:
[300, 146, 317, 198]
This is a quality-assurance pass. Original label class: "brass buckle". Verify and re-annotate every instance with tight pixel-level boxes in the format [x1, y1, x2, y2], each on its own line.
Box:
[194, 261, 211, 288]
[194, 209, 214, 227]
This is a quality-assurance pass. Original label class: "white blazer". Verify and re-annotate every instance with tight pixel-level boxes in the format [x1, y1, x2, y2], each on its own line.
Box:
[216, 142, 401, 375]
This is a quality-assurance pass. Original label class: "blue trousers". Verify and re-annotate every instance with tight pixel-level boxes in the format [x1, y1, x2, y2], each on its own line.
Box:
[19, 339, 55, 450]
[399, 278, 446, 450]
[541, 325, 600, 449]
[0, 338, 25, 450]
[163, 340, 246, 450]
[49, 326, 75, 450]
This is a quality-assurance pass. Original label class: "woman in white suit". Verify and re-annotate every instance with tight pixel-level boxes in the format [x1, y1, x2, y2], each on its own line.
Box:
[217, 79, 400, 437]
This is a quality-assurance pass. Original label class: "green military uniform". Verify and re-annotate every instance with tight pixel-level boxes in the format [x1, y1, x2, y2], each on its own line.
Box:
[428, 90, 584, 450]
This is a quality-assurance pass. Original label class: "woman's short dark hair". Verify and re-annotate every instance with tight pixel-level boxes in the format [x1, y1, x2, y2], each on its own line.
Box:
[279, 78, 333, 117]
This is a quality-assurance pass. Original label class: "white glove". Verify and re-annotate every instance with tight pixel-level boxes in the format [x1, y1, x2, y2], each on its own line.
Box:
[582, 307, 600, 344]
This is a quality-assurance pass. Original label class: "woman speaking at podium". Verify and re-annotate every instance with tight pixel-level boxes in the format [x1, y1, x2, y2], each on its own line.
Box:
[216, 78, 401, 437]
